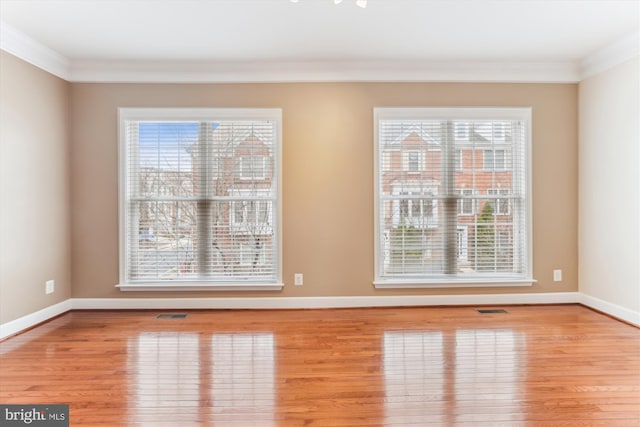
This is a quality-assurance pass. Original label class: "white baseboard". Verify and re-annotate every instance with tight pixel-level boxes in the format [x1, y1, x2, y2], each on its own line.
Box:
[71, 292, 579, 310]
[579, 293, 640, 327]
[10, 292, 640, 340]
[0, 299, 72, 340]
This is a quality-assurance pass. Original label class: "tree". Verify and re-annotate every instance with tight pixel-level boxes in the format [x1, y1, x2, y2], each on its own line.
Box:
[474, 202, 495, 271]
[132, 121, 276, 280]
[389, 224, 424, 272]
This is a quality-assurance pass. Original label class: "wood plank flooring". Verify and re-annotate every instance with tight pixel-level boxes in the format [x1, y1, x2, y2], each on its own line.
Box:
[1, 305, 639, 426]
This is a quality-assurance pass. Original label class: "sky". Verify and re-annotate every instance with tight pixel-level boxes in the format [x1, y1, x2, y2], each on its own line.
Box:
[138, 122, 199, 170]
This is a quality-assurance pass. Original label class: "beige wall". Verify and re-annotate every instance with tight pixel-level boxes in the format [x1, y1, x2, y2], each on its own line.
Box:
[0, 52, 71, 323]
[579, 57, 640, 312]
[70, 82, 578, 298]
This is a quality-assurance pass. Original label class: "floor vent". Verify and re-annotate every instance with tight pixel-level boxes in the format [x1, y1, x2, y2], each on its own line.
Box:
[477, 309, 508, 314]
[156, 313, 188, 319]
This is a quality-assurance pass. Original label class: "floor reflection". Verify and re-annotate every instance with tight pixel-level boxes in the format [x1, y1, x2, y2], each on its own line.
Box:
[129, 331, 276, 425]
[455, 329, 526, 424]
[134, 332, 200, 409]
[383, 328, 527, 425]
[3, 306, 636, 425]
[383, 331, 446, 424]
[209, 333, 275, 426]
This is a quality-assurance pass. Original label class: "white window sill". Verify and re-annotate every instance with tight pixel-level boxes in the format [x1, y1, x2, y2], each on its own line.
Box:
[116, 282, 284, 292]
[373, 278, 536, 289]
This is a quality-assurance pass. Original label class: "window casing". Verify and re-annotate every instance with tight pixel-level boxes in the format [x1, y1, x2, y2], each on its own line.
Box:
[374, 107, 533, 288]
[118, 108, 282, 291]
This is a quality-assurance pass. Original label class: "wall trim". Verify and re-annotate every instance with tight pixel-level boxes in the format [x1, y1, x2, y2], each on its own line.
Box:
[6, 292, 639, 340]
[580, 31, 640, 80]
[0, 20, 581, 83]
[0, 299, 72, 340]
[68, 59, 580, 83]
[580, 293, 640, 327]
[71, 292, 579, 310]
[0, 21, 70, 80]
[2, 19, 637, 84]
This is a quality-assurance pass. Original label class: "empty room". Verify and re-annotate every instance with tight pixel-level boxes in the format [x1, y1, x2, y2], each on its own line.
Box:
[1, 0, 639, 425]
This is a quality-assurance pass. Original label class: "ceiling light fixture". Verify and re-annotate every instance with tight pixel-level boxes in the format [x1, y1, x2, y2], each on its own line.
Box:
[291, 0, 367, 8]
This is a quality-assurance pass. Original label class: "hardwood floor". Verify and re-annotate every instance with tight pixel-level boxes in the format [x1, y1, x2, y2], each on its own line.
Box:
[1, 305, 639, 426]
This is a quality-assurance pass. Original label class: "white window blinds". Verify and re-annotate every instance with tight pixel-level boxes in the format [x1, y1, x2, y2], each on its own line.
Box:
[119, 108, 281, 287]
[374, 108, 532, 286]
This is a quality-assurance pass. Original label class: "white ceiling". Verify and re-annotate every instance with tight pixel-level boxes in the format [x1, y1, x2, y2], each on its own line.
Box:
[1, 0, 638, 82]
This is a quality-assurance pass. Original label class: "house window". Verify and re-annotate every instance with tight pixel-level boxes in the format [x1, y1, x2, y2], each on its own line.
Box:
[404, 151, 423, 172]
[118, 108, 282, 290]
[237, 156, 268, 179]
[398, 195, 437, 225]
[456, 226, 468, 261]
[487, 189, 511, 215]
[457, 189, 476, 215]
[392, 185, 439, 229]
[374, 107, 532, 287]
[231, 194, 273, 234]
[484, 149, 506, 170]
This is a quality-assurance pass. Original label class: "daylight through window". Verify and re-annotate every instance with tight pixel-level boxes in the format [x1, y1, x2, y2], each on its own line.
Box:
[119, 108, 281, 288]
[374, 108, 532, 286]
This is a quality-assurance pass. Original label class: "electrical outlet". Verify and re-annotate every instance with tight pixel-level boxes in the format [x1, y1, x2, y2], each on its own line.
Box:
[294, 273, 303, 286]
[45, 280, 55, 294]
[553, 269, 562, 282]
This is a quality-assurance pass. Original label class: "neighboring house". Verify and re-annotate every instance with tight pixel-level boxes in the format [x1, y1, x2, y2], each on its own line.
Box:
[380, 122, 515, 274]
[136, 128, 274, 278]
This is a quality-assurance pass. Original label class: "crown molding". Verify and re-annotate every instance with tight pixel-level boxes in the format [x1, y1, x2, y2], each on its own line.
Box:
[0, 21, 70, 80]
[67, 59, 580, 83]
[0, 21, 579, 84]
[580, 31, 640, 80]
[13, 19, 640, 84]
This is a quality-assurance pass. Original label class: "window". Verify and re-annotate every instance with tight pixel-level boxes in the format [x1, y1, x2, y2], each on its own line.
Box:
[487, 188, 511, 215]
[118, 108, 282, 290]
[374, 107, 532, 287]
[392, 185, 439, 229]
[457, 189, 476, 215]
[231, 192, 273, 233]
[399, 196, 437, 224]
[404, 150, 423, 172]
[456, 226, 468, 261]
[484, 149, 506, 170]
[237, 156, 268, 179]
